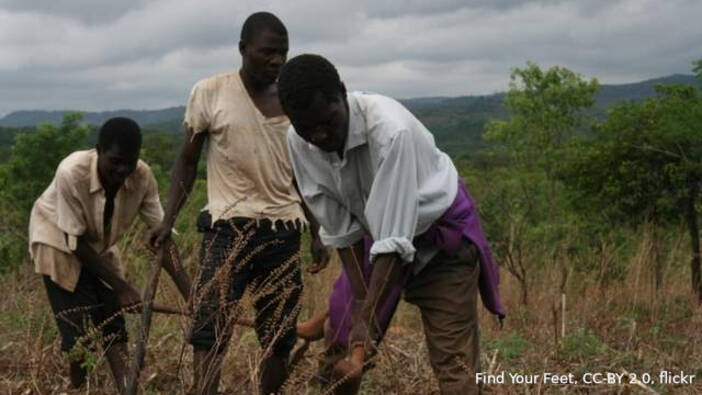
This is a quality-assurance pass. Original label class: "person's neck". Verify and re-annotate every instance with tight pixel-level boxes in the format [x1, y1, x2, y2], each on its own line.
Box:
[239, 68, 272, 95]
[98, 170, 119, 198]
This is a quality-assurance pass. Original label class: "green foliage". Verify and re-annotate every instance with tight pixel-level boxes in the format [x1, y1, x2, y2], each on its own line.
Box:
[693, 59, 702, 81]
[609, 350, 641, 369]
[484, 61, 599, 180]
[559, 85, 702, 225]
[407, 94, 507, 156]
[482, 332, 530, 361]
[481, 61, 600, 260]
[141, 131, 179, 186]
[477, 63, 600, 302]
[560, 328, 607, 360]
[142, 131, 176, 171]
[655, 84, 702, 193]
[68, 343, 99, 373]
[467, 168, 553, 264]
[0, 112, 90, 213]
[0, 112, 90, 273]
[557, 69, 702, 296]
[0, 126, 34, 162]
[559, 101, 672, 223]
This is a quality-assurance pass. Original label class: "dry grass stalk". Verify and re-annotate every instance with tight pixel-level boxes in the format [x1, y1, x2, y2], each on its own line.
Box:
[3, 216, 702, 393]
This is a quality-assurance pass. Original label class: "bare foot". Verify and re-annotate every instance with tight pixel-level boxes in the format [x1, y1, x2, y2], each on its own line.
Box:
[332, 345, 365, 380]
[333, 359, 362, 379]
[296, 310, 328, 341]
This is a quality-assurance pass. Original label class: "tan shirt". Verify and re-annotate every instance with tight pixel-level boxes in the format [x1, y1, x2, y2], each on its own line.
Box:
[28, 149, 164, 292]
[184, 71, 305, 225]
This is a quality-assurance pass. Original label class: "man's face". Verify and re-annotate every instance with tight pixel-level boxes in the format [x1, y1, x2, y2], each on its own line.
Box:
[97, 144, 139, 191]
[290, 91, 349, 153]
[240, 29, 288, 85]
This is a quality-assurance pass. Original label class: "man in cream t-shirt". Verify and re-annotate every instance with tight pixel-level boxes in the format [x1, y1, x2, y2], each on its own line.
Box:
[150, 12, 327, 395]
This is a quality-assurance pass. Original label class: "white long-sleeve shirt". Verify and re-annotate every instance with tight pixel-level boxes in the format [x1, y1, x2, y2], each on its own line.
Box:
[287, 92, 458, 271]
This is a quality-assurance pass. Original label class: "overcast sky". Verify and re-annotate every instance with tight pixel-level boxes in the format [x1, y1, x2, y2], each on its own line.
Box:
[0, 0, 700, 116]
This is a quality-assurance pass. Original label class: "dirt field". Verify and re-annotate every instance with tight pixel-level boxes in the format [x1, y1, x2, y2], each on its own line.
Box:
[1, 229, 701, 394]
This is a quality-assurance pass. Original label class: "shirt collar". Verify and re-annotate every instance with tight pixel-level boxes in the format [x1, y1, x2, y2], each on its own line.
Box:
[344, 92, 366, 152]
[89, 149, 102, 194]
[89, 148, 134, 194]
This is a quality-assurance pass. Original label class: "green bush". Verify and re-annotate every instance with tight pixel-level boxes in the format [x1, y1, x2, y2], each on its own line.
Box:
[561, 328, 607, 360]
[483, 332, 530, 361]
[0, 112, 90, 273]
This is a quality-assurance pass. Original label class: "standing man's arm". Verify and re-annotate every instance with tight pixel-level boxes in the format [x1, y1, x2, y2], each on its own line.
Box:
[140, 168, 193, 300]
[150, 127, 206, 248]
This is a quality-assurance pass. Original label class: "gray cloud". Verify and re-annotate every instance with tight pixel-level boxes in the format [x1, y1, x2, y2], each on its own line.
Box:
[0, 0, 150, 25]
[0, 0, 700, 116]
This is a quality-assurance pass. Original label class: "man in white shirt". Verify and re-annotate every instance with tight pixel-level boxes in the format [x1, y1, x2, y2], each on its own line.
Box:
[279, 54, 505, 395]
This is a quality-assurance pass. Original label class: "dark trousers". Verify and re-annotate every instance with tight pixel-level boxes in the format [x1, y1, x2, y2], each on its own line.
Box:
[43, 268, 127, 353]
[189, 216, 303, 358]
[319, 239, 480, 395]
[404, 240, 481, 395]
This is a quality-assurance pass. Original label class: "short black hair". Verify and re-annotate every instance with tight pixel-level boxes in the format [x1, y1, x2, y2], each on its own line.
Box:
[240, 12, 287, 42]
[98, 117, 142, 154]
[278, 54, 344, 117]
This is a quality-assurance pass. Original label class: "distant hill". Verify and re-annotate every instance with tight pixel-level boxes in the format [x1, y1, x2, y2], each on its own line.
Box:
[595, 73, 700, 107]
[404, 74, 701, 156]
[0, 107, 185, 128]
[1, 74, 699, 157]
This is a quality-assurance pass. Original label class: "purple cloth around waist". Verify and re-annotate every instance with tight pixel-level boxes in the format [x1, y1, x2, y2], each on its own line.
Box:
[327, 178, 506, 348]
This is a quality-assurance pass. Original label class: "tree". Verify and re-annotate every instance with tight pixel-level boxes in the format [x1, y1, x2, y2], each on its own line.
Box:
[484, 62, 599, 190]
[469, 167, 551, 305]
[656, 83, 702, 299]
[481, 63, 599, 303]
[693, 59, 702, 81]
[0, 112, 89, 272]
[141, 131, 178, 186]
[560, 80, 702, 299]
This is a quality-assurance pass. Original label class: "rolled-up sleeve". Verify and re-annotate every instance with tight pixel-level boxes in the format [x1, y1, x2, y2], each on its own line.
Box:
[366, 130, 419, 263]
[55, 168, 87, 251]
[139, 169, 165, 230]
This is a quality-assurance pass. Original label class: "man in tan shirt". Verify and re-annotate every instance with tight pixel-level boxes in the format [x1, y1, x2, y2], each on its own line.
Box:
[150, 12, 327, 395]
[29, 117, 191, 392]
